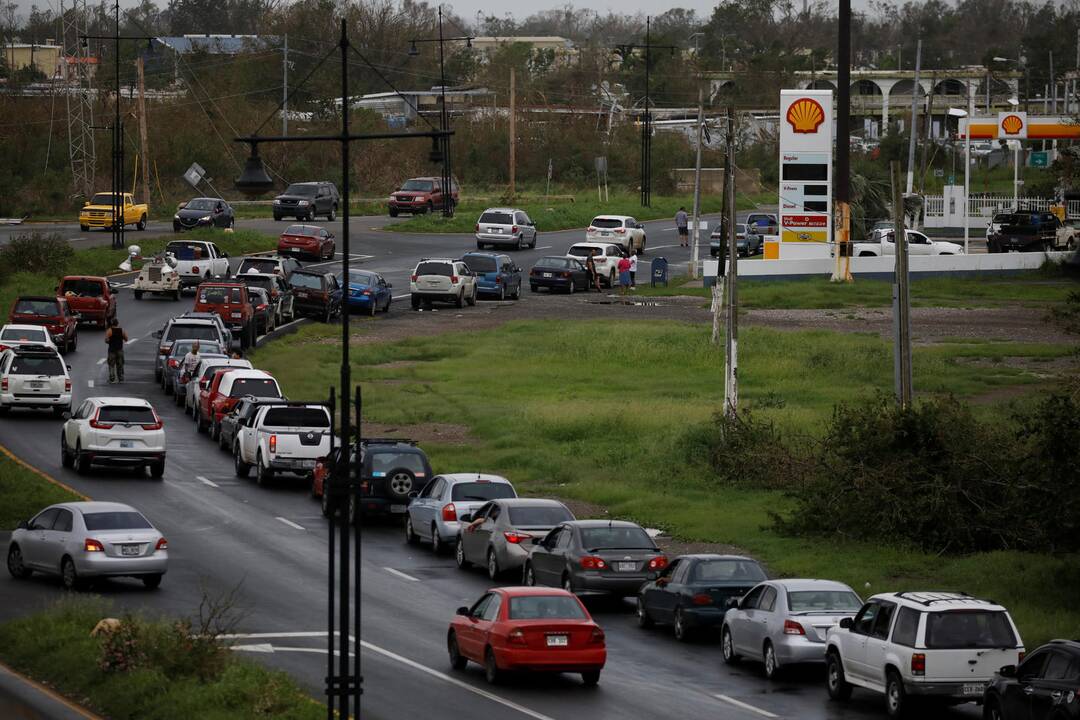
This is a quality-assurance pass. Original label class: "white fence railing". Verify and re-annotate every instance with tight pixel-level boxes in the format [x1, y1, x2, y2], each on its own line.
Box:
[923, 188, 1080, 228]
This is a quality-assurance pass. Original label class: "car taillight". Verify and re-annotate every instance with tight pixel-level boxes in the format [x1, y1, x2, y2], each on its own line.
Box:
[589, 627, 605, 645]
[512, 225, 518, 233]
[560, 272, 570, 278]
[495, 276, 502, 284]
[1, 378, 7, 391]
[155, 538, 168, 551]
[450, 275, 458, 283]
[1018, 651, 1025, 664]
[911, 653, 926, 676]
[503, 531, 530, 544]
[89, 410, 113, 429]
[783, 619, 806, 635]
[64, 379, 71, 392]
[159, 345, 169, 355]
[691, 593, 713, 606]
[587, 226, 595, 232]
[615, 228, 626, 234]
[581, 556, 606, 570]
[168, 359, 179, 368]
[258, 304, 268, 310]
[269, 434, 277, 452]
[0, 344, 7, 353]
[508, 629, 527, 646]
[441, 503, 457, 522]
[191, 265, 200, 274]
[648, 556, 668, 571]
[361, 290, 372, 296]
[141, 411, 163, 431]
[475, 223, 480, 232]
[84, 538, 104, 552]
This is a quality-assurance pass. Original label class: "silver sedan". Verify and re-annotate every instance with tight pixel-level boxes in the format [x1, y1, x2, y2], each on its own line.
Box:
[455, 498, 575, 580]
[721, 579, 862, 679]
[405, 473, 517, 555]
[7, 501, 168, 590]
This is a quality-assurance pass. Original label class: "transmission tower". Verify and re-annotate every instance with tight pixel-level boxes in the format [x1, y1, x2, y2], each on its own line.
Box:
[60, 0, 96, 199]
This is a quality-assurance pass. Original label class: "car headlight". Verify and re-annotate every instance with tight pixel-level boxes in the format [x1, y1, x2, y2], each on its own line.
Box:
[298, 200, 310, 206]
[200, 215, 212, 222]
[174, 214, 180, 220]
[273, 199, 282, 204]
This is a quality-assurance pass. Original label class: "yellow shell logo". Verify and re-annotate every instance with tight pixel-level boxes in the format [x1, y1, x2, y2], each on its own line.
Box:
[1002, 114, 1024, 135]
[787, 98, 825, 134]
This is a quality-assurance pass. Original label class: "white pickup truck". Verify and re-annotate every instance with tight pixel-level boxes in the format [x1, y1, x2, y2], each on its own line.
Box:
[164, 239, 231, 291]
[853, 229, 964, 257]
[233, 403, 332, 485]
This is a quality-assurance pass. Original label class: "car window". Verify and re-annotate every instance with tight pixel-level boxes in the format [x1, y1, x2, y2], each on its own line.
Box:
[509, 595, 586, 620]
[740, 584, 766, 609]
[30, 508, 59, 530]
[759, 586, 778, 612]
[480, 594, 502, 621]
[1018, 651, 1050, 680]
[690, 559, 767, 582]
[52, 509, 73, 532]
[59, 278, 105, 296]
[261, 407, 329, 427]
[607, 246, 622, 256]
[659, 558, 681, 580]
[536, 257, 571, 269]
[229, 378, 281, 399]
[13, 299, 58, 316]
[1043, 651, 1077, 681]
[290, 273, 324, 290]
[165, 241, 209, 260]
[239, 258, 280, 275]
[852, 603, 880, 635]
[98, 406, 156, 424]
[469, 593, 493, 617]
[479, 212, 513, 225]
[486, 504, 501, 522]
[870, 602, 896, 639]
[284, 183, 317, 197]
[591, 217, 622, 229]
[787, 590, 863, 613]
[924, 611, 1017, 649]
[0, 327, 48, 342]
[166, 324, 221, 343]
[369, 451, 427, 477]
[82, 511, 153, 530]
[450, 482, 516, 502]
[891, 606, 920, 646]
[542, 527, 563, 548]
[555, 527, 572, 549]
[507, 505, 573, 526]
[9, 354, 64, 375]
[419, 477, 441, 499]
[416, 262, 453, 277]
[567, 246, 596, 258]
[461, 256, 497, 274]
[401, 180, 434, 192]
[579, 526, 654, 551]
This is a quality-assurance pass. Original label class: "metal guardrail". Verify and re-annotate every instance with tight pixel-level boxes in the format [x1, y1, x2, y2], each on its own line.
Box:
[924, 194, 1080, 220]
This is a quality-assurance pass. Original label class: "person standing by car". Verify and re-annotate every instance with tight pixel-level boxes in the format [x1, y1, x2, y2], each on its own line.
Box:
[675, 207, 689, 247]
[104, 318, 127, 384]
[629, 251, 638, 289]
[180, 341, 201, 385]
[617, 255, 632, 296]
[585, 255, 601, 292]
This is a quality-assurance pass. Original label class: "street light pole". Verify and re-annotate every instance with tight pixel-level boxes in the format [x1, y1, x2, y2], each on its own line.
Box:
[964, 84, 973, 254]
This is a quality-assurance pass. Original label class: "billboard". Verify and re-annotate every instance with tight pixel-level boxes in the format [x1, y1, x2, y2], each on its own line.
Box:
[779, 90, 833, 246]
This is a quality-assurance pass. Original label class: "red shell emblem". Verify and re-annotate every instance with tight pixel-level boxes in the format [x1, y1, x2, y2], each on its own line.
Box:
[786, 98, 826, 134]
[1001, 115, 1024, 135]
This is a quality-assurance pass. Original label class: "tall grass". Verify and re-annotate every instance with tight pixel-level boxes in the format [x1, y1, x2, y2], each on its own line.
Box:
[0, 451, 82, 530]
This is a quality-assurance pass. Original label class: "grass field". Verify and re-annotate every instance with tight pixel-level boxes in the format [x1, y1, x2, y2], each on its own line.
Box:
[252, 319, 1080, 647]
[0, 598, 323, 720]
[0, 450, 82, 531]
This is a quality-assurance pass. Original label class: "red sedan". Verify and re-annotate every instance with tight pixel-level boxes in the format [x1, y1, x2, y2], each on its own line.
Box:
[448, 587, 606, 686]
[277, 224, 335, 260]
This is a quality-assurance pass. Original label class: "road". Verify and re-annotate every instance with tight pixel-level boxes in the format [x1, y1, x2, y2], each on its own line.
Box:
[0, 214, 981, 719]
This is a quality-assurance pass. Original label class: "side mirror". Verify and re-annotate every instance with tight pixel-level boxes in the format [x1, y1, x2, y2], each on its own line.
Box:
[83, 201, 89, 207]
[408, 491, 419, 499]
[458, 513, 472, 524]
[152, 330, 162, 339]
[998, 665, 1017, 678]
[108, 283, 118, 292]
[66, 365, 72, 371]
[455, 606, 470, 617]
[222, 251, 229, 258]
[530, 536, 544, 545]
[387, 283, 393, 289]
[17, 519, 29, 530]
[725, 597, 739, 610]
[655, 577, 668, 587]
[838, 617, 854, 630]
[636, 223, 645, 229]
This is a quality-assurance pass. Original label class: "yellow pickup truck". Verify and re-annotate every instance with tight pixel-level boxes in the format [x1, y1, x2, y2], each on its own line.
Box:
[79, 192, 149, 231]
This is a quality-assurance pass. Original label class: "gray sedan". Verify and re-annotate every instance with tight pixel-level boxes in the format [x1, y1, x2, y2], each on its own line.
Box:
[7, 501, 168, 590]
[721, 579, 862, 679]
[454, 498, 575, 580]
[405, 473, 517, 555]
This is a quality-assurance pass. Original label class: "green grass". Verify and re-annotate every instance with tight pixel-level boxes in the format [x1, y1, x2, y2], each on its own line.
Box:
[252, 319, 1079, 645]
[631, 273, 1080, 309]
[0, 451, 82, 530]
[229, 199, 387, 220]
[384, 191, 772, 234]
[0, 598, 323, 720]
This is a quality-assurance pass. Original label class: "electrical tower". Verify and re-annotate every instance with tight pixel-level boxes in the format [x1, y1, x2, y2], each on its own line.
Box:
[60, 0, 96, 199]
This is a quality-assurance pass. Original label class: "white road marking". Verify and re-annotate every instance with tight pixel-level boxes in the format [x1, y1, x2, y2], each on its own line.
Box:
[87, 380, 94, 387]
[231, 644, 348, 656]
[713, 694, 780, 718]
[96, 358, 106, 365]
[534, 245, 552, 250]
[125, 338, 138, 345]
[392, 293, 410, 299]
[647, 244, 681, 251]
[229, 643, 276, 653]
[384, 567, 420, 582]
[275, 516, 305, 531]
[196, 475, 219, 488]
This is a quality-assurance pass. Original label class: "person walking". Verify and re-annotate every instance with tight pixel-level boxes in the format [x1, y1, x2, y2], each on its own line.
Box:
[105, 318, 127, 384]
[675, 206, 689, 247]
[180, 341, 202, 385]
[629, 251, 638, 289]
[585, 255, 601, 292]
[617, 254, 632, 297]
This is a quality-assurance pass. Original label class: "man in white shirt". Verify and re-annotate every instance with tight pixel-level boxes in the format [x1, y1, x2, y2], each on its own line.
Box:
[180, 341, 202, 384]
[629, 252, 638, 289]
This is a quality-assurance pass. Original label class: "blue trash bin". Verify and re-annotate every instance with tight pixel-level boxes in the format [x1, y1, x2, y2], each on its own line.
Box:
[651, 257, 668, 287]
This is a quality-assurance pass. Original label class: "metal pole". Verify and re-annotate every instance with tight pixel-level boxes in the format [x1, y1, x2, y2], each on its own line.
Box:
[1013, 142, 1019, 207]
[136, 56, 150, 206]
[326, 387, 336, 720]
[282, 34, 288, 136]
[832, 0, 853, 282]
[113, 0, 122, 250]
[724, 107, 738, 418]
[905, 38, 921, 194]
[509, 67, 515, 199]
[690, 84, 703, 279]
[964, 83, 972, 254]
[891, 160, 912, 409]
[1050, 51, 1055, 115]
[438, 7, 452, 217]
[337, 18, 352, 719]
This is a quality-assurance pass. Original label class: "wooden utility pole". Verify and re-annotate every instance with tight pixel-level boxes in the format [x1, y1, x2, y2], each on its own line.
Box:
[690, 84, 704, 280]
[508, 67, 516, 199]
[136, 56, 150, 204]
[891, 160, 913, 408]
[724, 107, 739, 417]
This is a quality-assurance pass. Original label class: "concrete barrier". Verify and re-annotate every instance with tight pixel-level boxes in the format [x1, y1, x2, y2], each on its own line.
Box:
[722, 251, 1074, 281]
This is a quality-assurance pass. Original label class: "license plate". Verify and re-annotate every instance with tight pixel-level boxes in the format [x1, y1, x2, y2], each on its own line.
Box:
[962, 683, 985, 697]
[390, 504, 407, 513]
[600, 231, 611, 236]
[119, 440, 134, 449]
[120, 545, 140, 556]
[489, 228, 502, 233]
[543, 273, 553, 278]
[297, 291, 309, 297]
[28, 381, 44, 389]
[618, 561, 636, 572]
[546, 635, 568, 647]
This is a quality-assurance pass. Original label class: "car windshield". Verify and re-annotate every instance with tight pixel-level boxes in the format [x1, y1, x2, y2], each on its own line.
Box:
[248, 289, 268, 306]
[13, 299, 57, 316]
[450, 482, 516, 502]
[185, 199, 215, 211]
[580, 526, 654, 550]
[400, 180, 433, 192]
[98, 406, 156, 424]
[924, 611, 1017, 649]
[83, 511, 153, 531]
[90, 193, 119, 205]
[690, 559, 767, 582]
[591, 218, 622, 229]
[165, 242, 210, 260]
[479, 212, 513, 225]
[230, 378, 281, 398]
[736, 224, 747, 234]
[169, 340, 222, 357]
[461, 256, 498, 273]
[1, 327, 47, 342]
[284, 184, 317, 197]
[239, 259, 279, 274]
[508, 595, 587, 620]
[59, 279, 104, 296]
[369, 451, 427, 475]
[535, 257, 571, 269]
[342, 271, 377, 286]
[165, 324, 220, 343]
[10, 354, 64, 375]
[241, 276, 274, 292]
[415, 262, 452, 277]
[285, 225, 316, 236]
[567, 246, 598, 258]
[262, 407, 329, 427]
[787, 590, 863, 613]
[290, 273, 323, 290]
[201, 364, 234, 380]
[508, 505, 573, 526]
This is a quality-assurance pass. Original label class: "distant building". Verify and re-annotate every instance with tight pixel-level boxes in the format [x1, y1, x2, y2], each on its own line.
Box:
[152, 35, 279, 55]
[3, 44, 63, 78]
[465, 36, 577, 68]
[344, 87, 495, 124]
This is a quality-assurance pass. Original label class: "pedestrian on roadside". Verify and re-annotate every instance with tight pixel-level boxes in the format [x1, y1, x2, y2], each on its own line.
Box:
[104, 318, 127, 384]
[617, 254, 632, 297]
[675, 206, 689, 247]
[629, 251, 638, 289]
[180, 341, 201, 384]
[230, 350, 243, 359]
[585, 255, 601, 292]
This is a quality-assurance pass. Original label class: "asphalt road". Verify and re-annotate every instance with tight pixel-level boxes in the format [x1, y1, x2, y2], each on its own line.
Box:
[0, 214, 981, 720]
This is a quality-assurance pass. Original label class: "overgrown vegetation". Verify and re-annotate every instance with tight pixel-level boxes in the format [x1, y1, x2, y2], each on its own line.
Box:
[0, 450, 82, 531]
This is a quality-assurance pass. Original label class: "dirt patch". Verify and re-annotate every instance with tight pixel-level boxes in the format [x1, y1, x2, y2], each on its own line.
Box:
[370, 360, 418, 370]
[361, 422, 472, 445]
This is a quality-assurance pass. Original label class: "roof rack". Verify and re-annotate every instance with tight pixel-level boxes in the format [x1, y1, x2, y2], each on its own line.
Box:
[12, 343, 58, 353]
[359, 437, 419, 446]
[894, 591, 985, 606]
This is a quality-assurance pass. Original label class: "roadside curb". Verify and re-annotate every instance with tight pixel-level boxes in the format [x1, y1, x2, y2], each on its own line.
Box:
[0, 659, 104, 720]
[0, 444, 88, 501]
[254, 315, 311, 348]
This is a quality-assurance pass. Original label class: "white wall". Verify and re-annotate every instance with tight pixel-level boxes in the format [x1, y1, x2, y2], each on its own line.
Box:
[735, 251, 1071, 280]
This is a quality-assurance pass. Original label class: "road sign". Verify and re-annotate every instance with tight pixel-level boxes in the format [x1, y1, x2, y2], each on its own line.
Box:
[183, 163, 206, 190]
[1030, 151, 1049, 168]
[933, 168, 944, 177]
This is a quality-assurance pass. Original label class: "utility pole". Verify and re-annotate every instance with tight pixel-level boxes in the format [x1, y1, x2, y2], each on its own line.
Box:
[136, 55, 150, 204]
[920, 71, 935, 194]
[1050, 51, 1055, 115]
[964, 82, 973, 254]
[832, 0, 853, 282]
[891, 160, 913, 409]
[724, 106, 738, 418]
[690, 84, 703, 279]
[905, 38, 921, 195]
[112, 0, 123, 250]
[282, 34, 288, 136]
[509, 66, 516, 199]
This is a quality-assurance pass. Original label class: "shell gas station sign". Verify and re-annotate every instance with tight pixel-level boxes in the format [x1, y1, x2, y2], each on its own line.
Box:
[770, 89, 833, 259]
[960, 113, 1077, 140]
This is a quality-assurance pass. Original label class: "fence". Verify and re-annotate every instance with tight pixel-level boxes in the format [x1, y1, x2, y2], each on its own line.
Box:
[923, 187, 1080, 228]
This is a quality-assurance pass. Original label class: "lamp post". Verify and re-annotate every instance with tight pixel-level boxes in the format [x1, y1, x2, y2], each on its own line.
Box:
[948, 98, 973, 254]
[233, 20, 451, 720]
[408, 6, 473, 218]
[993, 55, 1029, 113]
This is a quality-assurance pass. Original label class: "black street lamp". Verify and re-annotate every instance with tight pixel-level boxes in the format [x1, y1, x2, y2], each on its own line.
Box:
[233, 19, 451, 720]
[408, 5, 473, 218]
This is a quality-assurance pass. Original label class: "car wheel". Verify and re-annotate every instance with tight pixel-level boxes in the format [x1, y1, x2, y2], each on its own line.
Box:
[523, 562, 536, 586]
[255, 452, 273, 486]
[61, 434, 73, 468]
[426, 202, 434, 215]
[7, 544, 31, 579]
[149, 461, 165, 479]
[411, 295, 421, 310]
[455, 537, 471, 569]
[512, 282, 521, 300]
[636, 597, 654, 628]
[328, 205, 337, 221]
[984, 698, 1004, 720]
[447, 631, 467, 670]
[530, 234, 537, 249]
[431, 525, 444, 555]
[721, 626, 740, 664]
[885, 669, 907, 718]
[137, 214, 147, 231]
[217, 427, 228, 450]
[568, 280, 575, 294]
[134, 290, 143, 299]
[234, 444, 251, 478]
[73, 441, 88, 475]
[405, 516, 419, 545]
[80, 224, 89, 232]
[673, 607, 691, 642]
[498, 284, 505, 301]
[466, 288, 476, 307]
[581, 670, 600, 687]
[368, 301, 376, 317]
[826, 652, 853, 701]
[530, 284, 538, 293]
[454, 291, 464, 309]
[486, 549, 500, 580]
[142, 573, 162, 589]
[608, 271, 616, 287]
[483, 648, 501, 685]
[763, 641, 780, 679]
[516, 235, 523, 251]
[61, 556, 81, 591]
[562, 573, 574, 594]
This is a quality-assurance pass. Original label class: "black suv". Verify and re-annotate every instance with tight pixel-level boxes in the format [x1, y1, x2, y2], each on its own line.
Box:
[318, 438, 433, 522]
[273, 181, 340, 222]
[983, 639, 1080, 719]
[217, 396, 281, 452]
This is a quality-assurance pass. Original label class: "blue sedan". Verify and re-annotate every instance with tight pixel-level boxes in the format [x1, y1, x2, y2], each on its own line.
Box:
[459, 252, 522, 300]
[338, 270, 392, 316]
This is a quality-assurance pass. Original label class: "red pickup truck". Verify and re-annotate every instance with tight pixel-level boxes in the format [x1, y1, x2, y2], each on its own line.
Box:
[388, 176, 459, 216]
[8, 296, 79, 353]
[57, 276, 117, 328]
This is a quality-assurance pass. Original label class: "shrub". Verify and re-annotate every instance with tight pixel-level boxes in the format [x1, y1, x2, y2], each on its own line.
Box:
[679, 410, 811, 491]
[0, 232, 74, 280]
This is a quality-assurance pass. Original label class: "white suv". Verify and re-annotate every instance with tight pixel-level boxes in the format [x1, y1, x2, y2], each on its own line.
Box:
[567, 242, 625, 288]
[825, 591, 1025, 717]
[0, 344, 71, 416]
[410, 259, 477, 309]
[585, 215, 646, 254]
[61, 397, 167, 478]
